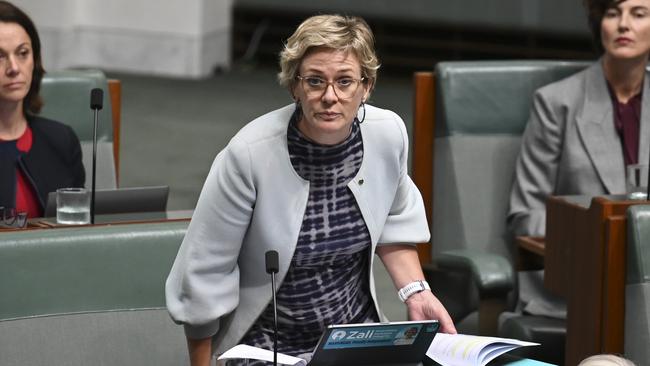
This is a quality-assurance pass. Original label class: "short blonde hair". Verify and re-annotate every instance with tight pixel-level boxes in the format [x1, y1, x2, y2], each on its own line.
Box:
[578, 354, 636, 366]
[278, 14, 380, 92]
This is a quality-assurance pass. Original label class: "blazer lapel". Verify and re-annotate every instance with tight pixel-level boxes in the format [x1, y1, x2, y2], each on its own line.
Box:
[638, 68, 650, 168]
[576, 61, 626, 193]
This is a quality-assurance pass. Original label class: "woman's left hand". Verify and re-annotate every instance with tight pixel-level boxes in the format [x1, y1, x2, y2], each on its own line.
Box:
[405, 290, 457, 334]
[376, 244, 457, 334]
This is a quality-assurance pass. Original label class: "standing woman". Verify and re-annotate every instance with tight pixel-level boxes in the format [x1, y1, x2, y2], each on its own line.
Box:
[0, 1, 84, 218]
[166, 14, 455, 366]
[508, 0, 650, 238]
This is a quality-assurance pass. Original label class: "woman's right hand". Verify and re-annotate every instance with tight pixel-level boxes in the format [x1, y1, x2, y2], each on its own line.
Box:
[187, 337, 212, 366]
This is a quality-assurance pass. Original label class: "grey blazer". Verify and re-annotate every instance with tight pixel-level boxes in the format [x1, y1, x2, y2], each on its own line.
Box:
[508, 61, 650, 237]
[165, 104, 430, 355]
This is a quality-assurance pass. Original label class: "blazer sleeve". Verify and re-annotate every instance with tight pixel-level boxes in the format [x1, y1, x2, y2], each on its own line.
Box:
[507, 89, 565, 237]
[165, 138, 256, 339]
[377, 112, 431, 245]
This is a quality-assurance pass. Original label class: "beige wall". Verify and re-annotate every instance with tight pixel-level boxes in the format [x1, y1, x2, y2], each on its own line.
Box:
[14, 0, 233, 78]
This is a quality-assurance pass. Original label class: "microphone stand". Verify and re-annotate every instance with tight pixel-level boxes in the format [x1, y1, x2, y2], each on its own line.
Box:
[271, 268, 278, 366]
[647, 151, 650, 200]
[89, 88, 103, 224]
[91, 106, 98, 224]
[265, 250, 279, 366]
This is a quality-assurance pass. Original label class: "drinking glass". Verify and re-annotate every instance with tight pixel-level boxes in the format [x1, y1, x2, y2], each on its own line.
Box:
[56, 188, 91, 225]
[626, 164, 649, 200]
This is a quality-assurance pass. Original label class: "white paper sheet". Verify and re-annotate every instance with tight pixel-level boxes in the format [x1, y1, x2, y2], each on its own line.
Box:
[217, 344, 307, 366]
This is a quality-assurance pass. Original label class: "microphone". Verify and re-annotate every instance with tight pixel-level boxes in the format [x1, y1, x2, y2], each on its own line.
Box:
[90, 88, 104, 110]
[89, 88, 103, 224]
[265, 250, 279, 366]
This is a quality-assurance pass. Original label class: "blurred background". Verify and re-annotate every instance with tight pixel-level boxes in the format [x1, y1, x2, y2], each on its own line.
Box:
[14, 0, 597, 209]
[13, 0, 599, 320]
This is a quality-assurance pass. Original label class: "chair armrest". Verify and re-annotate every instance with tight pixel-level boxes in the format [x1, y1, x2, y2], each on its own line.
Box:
[435, 249, 514, 297]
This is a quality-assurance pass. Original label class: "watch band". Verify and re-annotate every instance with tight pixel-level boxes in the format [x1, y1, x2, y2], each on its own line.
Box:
[398, 280, 431, 302]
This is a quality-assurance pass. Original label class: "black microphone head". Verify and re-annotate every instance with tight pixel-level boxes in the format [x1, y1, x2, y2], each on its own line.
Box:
[90, 88, 104, 110]
[265, 250, 279, 274]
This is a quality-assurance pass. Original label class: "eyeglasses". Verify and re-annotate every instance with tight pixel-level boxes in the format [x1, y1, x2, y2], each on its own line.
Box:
[0, 207, 28, 229]
[296, 75, 366, 100]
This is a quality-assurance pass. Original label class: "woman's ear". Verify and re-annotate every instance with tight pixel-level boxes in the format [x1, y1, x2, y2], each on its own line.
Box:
[291, 83, 300, 102]
[363, 78, 374, 101]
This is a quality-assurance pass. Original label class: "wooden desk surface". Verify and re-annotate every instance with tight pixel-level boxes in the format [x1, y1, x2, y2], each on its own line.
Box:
[544, 195, 642, 365]
[516, 236, 545, 271]
[516, 195, 645, 364]
[517, 236, 545, 256]
[0, 210, 193, 233]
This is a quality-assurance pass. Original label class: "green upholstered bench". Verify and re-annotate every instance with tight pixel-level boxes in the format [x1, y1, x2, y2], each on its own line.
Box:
[0, 221, 188, 366]
[39, 70, 119, 189]
[625, 205, 650, 364]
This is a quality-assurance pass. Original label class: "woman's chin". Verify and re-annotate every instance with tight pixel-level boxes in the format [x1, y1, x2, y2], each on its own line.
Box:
[307, 126, 352, 145]
[0, 95, 26, 107]
[606, 49, 650, 62]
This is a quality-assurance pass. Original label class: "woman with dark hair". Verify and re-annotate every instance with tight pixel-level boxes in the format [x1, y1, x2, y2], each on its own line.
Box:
[507, 0, 650, 317]
[0, 1, 84, 218]
[509, 0, 650, 238]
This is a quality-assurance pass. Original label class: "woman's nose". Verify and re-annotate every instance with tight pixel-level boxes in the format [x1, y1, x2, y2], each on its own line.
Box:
[321, 83, 339, 102]
[618, 13, 630, 31]
[5, 56, 19, 76]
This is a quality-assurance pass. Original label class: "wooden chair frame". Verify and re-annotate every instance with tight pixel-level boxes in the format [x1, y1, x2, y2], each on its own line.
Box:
[108, 79, 122, 184]
[412, 71, 435, 264]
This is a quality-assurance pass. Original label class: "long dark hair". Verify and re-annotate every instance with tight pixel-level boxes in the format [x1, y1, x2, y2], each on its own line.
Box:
[583, 0, 624, 54]
[0, 1, 44, 114]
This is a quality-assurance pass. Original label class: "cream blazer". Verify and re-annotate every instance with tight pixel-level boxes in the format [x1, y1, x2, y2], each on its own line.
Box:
[508, 61, 650, 237]
[165, 104, 430, 355]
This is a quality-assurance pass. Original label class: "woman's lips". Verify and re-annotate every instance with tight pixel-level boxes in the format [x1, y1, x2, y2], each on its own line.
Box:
[615, 37, 633, 45]
[318, 112, 340, 120]
[4, 81, 25, 89]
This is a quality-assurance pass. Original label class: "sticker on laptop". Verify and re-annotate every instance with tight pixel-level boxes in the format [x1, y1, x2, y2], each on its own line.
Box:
[323, 324, 424, 349]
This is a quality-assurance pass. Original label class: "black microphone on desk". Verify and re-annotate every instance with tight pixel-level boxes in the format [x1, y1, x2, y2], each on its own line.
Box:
[90, 88, 103, 224]
[265, 250, 279, 366]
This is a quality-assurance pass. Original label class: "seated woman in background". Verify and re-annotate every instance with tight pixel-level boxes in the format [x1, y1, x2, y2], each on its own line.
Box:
[0, 1, 84, 218]
[508, 0, 650, 237]
[166, 14, 455, 366]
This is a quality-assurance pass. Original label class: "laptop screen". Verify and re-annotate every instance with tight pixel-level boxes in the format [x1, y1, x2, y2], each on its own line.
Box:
[43, 186, 169, 217]
[309, 320, 439, 366]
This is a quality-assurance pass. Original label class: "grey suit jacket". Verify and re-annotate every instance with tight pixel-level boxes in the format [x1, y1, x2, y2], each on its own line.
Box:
[508, 60, 650, 237]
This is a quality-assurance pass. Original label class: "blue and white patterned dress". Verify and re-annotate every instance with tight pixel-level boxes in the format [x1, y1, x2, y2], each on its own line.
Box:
[233, 115, 378, 364]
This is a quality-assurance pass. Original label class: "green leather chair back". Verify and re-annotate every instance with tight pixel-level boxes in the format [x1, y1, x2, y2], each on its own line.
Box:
[39, 69, 113, 142]
[625, 205, 650, 364]
[38, 70, 117, 189]
[431, 60, 591, 259]
[0, 221, 188, 366]
[435, 60, 591, 136]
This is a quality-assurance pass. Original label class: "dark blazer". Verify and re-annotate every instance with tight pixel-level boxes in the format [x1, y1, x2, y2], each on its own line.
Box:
[0, 116, 85, 211]
[508, 60, 650, 237]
